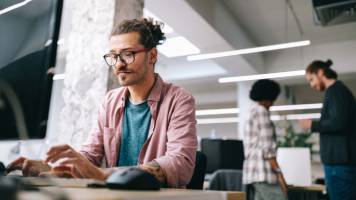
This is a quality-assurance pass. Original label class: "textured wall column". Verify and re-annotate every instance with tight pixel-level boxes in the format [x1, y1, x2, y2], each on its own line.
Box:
[54, 0, 115, 149]
[237, 82, 253, 140]
[53, 0, 143, 150]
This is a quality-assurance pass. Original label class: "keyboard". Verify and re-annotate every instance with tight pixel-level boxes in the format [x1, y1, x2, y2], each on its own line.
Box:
[10, 176, 106, 188]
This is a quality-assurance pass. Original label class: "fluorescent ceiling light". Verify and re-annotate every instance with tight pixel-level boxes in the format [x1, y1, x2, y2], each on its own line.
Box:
[270, 103, 322, 112]
[187, 40, 310, 61]
[158, 36, 200, 57]
[196, 103, 322, 116]
[197, 117, 239, 124]
[219, 70, 305, 83]
[0, 0, 32, 15]
[143, 9, 174, 34]
[196, 108, 240, 116]
[45, 39, 53, 47]
[197, 113, 320, 124]
[156, 60, 226, 81]
[53, 73, 65, 80]
[271, 113, 321, 121]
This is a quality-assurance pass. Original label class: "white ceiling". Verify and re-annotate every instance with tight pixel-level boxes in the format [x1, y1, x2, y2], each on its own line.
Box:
[145, 0, 356, 108]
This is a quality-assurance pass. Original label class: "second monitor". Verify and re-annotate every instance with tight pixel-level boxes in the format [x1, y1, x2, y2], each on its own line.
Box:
[201, 139, 244, 173]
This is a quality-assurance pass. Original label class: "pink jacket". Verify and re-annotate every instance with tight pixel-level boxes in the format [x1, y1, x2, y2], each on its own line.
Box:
[80, 74, 198, 188]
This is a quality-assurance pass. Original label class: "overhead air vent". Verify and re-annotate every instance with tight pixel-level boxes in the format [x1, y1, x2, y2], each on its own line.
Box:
[312, 0, 356, 26]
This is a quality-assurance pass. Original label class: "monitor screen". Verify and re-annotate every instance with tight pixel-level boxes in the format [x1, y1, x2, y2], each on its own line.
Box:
[0, 0, 63, 140]
[201, 139, 244, 173]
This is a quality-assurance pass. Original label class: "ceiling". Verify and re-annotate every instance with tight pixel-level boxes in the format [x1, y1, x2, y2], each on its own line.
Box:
[145, 0, 356, 108]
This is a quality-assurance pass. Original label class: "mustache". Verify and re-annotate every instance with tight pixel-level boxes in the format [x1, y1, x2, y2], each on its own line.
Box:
[114, 66, 133, 74]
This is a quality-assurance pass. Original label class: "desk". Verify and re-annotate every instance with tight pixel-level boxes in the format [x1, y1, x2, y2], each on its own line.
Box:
[19, 187, 245, 200]
[288, 184, 326, 200]
[290, 184, 326, 193]
[288, 184, 326, 194]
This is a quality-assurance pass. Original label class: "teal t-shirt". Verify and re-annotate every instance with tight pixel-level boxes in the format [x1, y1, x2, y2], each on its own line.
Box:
[118, 99, 151, 166]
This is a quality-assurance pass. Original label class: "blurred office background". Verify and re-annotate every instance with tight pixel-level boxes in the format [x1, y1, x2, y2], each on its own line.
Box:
[1, 0, 356, 184]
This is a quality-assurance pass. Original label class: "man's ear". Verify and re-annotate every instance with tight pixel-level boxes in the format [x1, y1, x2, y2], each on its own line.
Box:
[149, 48, 158, 64]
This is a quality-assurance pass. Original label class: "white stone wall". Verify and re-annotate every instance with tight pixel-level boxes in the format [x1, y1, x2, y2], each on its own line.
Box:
[52, 0, 115, 150]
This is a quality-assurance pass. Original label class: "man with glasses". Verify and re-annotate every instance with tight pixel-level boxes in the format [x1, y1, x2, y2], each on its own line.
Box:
[6, 18, 198, 188]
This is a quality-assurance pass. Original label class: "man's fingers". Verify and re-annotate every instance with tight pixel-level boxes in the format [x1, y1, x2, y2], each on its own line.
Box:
[54, 171, 75, 178]
[57, 158, 79, 166]
[46, 144, 72, 157]
[39, 170, 74, 179]
[22, 159, 34, 177]
[45, 149, 76, 163]
[6, 157, 26, 173]
[52, 165, 71, 172]
[52, 165, 81, 178]
[58, 159, 84, 178]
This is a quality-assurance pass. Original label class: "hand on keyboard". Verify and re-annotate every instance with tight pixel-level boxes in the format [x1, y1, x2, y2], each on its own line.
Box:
[45, 144, 108, 180]
[6, 157, 51, 177]
[39, 167, 75, 178]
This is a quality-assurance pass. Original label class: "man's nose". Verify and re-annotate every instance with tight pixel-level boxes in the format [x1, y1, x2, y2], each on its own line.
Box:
[114, 59, 126, 69]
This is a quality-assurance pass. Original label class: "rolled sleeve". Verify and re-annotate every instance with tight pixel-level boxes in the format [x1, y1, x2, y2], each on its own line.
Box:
[154, 93, 198, 188]
[79, 97, 107, 166]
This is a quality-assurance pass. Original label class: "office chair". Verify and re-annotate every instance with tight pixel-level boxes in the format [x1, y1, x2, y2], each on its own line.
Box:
[186, 151, 207, 190]
[208, 169, 244, 191]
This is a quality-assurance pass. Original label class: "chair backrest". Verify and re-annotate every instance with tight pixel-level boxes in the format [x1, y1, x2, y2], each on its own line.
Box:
[186, 151, 207, 189]
[208, 169, 243, 191]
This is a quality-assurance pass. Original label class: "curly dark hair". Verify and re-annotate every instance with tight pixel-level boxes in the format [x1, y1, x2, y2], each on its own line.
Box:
[249, 79, 281, 102]
[306, 59, 337, 79]
[111, 18, 166, 49]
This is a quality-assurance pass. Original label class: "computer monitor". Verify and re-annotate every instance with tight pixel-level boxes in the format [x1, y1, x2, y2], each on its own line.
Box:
[200, 138, 244, 173]
[0, 0, 63, 140]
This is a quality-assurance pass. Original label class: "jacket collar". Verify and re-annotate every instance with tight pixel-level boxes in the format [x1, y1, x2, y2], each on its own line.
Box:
[119, 73, 163, 107]
[147, 73, 164, 102]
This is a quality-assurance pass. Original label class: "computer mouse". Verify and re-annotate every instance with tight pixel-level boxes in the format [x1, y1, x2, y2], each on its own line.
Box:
[106, 167, 160, 190]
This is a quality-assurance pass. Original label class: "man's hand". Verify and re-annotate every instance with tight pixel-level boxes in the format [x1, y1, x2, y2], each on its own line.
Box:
[139, 161, 166, 184]
[45, 144, 108, 180]
[268, 157, 288, 197]
[299, 119, 312, 130]
[6, 157, 51, 176]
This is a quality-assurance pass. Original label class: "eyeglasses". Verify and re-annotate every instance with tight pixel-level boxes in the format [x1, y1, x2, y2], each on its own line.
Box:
[103, 49, 148, 67]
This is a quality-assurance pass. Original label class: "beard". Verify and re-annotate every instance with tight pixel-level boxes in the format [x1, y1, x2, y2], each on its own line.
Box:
[314, 82, 326, 91]
[117, 66, 148, 87]
[319, 82, 326, 91]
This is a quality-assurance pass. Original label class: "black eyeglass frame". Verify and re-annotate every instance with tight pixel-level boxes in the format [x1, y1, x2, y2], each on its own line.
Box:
[103, 48, 149, 67]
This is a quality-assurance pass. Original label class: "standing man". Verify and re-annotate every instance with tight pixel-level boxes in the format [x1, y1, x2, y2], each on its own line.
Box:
[300, 59, 356, 200]
[242, 79, 287, 200]
[7, 18, 198, 188]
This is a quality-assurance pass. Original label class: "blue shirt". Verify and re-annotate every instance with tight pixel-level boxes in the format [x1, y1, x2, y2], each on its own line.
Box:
[118, 99, 151, 166]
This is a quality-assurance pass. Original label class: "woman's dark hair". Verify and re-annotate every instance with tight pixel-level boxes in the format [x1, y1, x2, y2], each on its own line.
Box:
[111, 18, 166, 49]
[249, 79, 281, 102]
[306, 59, 337, 79]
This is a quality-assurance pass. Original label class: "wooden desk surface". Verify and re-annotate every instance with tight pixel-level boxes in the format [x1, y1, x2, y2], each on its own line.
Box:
[290, 184, 326, 193]
[19, 187, 245, 200]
